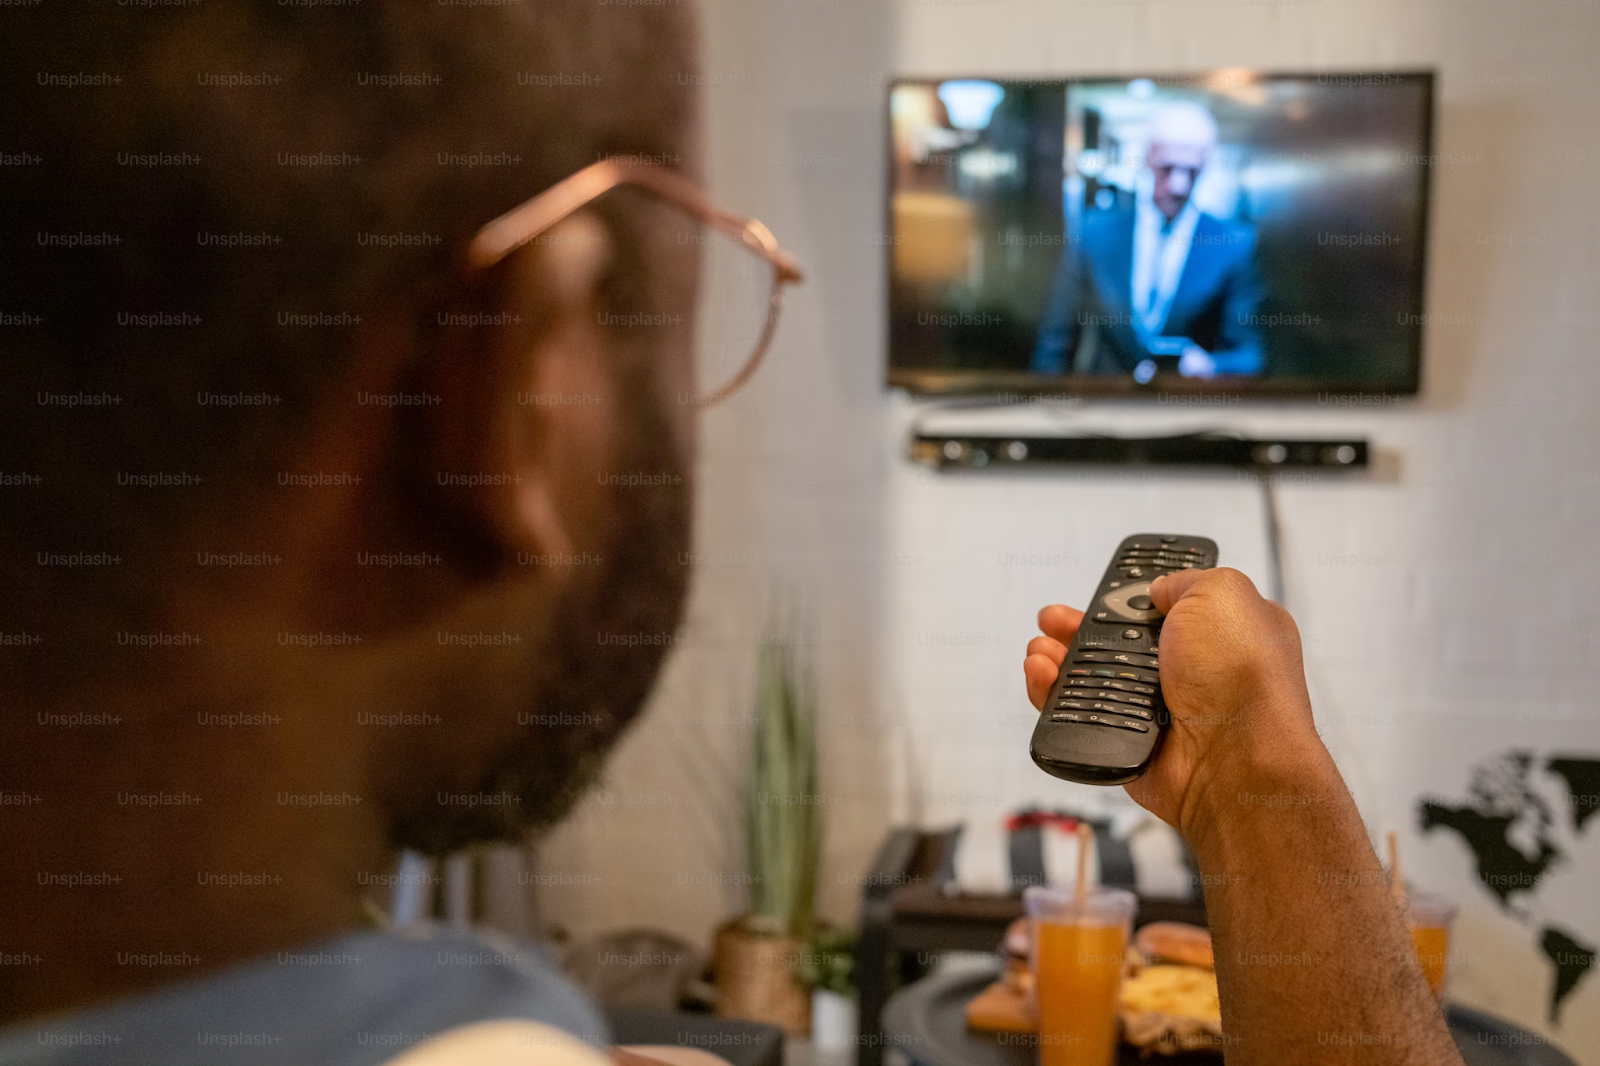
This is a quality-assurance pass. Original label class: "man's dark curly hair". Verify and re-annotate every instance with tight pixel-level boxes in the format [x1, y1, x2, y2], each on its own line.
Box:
[0, 0, 696, 575]
[1, 0, 701, 853]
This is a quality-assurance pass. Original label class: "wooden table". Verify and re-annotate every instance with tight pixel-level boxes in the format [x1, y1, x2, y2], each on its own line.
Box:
[882, 961, 1578, 1066]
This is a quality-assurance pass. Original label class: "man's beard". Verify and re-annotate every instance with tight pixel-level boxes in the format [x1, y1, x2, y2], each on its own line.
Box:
[394, 376, 692, 854]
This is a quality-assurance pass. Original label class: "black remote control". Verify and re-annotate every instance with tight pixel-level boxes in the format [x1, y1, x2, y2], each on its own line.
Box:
[1029, 534, 1217, 785]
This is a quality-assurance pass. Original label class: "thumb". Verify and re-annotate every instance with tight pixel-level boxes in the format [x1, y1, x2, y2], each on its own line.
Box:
[1149, 568, 1208, 614]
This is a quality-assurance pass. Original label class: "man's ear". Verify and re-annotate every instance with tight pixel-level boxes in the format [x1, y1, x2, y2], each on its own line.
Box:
[419, 212, 620, 576]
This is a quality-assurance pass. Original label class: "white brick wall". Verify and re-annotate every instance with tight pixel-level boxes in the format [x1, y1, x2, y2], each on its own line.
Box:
[883, 0, 1600, 1056]
[539, 0, 1600, 1057]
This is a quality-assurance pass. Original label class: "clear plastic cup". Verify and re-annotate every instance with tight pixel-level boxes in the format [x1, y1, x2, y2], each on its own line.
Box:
[1407, 892, 1456, 998]
[1025, 886, 1138, 1066]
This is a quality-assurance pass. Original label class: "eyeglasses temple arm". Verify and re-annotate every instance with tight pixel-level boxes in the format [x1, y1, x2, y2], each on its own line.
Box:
[467, 159, 803, 286]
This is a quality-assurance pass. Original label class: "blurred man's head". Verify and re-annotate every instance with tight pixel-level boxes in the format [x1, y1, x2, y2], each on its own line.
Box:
[1145, 101, 1218, 222]
[1, 0, 701, 1015]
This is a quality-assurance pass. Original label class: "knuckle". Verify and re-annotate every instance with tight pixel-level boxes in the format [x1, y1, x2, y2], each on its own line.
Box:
[1207, 567, 1255, 594]
[1269, 604, 1301, 644]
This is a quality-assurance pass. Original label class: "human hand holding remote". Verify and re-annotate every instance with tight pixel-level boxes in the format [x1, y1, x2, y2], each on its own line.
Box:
[1025, 567, 1324, 838]
[1023, 567, 1465, 1065]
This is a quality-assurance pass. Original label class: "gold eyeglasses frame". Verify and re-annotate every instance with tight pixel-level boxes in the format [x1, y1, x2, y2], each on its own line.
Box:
[466, 159, 804, 408]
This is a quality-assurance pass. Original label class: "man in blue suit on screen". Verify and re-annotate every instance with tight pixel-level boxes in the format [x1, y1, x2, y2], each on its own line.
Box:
[1032, 100, 1264, 379]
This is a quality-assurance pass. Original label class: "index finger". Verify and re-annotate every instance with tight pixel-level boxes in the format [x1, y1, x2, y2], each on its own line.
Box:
[1036, 604, 1084, 644]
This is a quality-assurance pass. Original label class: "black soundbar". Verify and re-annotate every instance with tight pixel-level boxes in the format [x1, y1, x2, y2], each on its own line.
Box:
[910, 433, 1368, 470]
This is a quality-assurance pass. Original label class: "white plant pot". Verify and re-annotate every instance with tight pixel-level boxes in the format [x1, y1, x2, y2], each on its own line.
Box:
[811, 988, 858, 1052]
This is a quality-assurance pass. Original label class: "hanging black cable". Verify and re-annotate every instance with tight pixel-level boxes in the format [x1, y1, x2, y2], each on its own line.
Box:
[1259, 473, 1286, 606]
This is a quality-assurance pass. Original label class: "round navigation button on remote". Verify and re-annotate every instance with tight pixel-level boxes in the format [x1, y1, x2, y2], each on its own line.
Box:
[1127, 594, 1154, 610]
[1101, 581, 1161, 622]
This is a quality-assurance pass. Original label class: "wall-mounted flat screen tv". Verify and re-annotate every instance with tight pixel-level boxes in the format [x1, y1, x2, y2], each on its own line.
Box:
[887, 71, 1434, 397]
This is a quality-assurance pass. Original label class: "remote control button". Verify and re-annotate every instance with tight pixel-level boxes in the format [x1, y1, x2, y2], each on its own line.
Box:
[1062, 694, 1153, 718]
[1050, 712, 1148, 734]
[1086, 713, 1149, 733]
[1093, 611, 1157, 629]
[1126, 567, 1145, 578]
[1100, 581, 1160, 622]
[1083, 644, 1150, 657]
[1068, 669, 1091, 676]
[1087, 699, 1146, 717]
[1091, 669, 1117, 678]
[1160, 536, 1178, 543]
[1067, 678, 1155, 696]
[1109, 706, 1153, 721]
[1104, 637, 1157, 655]
[1126, 594, 1154, 610]
[1116, 670, 1158, 684]
[1056, 700, 1092, 712]
[1107, 651, 1158, 668]
[1080, 648, 1157, 666]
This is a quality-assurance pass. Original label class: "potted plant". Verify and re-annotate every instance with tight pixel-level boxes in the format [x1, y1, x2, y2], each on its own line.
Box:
[797, 926, 858, 1052]
[714, 632, 821, 1035]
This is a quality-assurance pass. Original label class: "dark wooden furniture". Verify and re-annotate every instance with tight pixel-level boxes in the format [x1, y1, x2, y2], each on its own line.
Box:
[854, 827, 1205, 1066]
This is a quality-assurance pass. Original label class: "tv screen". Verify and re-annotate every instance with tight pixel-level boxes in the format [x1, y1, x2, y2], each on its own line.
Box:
[887, 71, 1434, 397]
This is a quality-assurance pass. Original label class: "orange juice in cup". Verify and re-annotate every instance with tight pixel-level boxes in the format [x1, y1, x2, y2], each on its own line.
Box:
[1406, 892, 1456, 997]
[1025, 886, 1138, 1066]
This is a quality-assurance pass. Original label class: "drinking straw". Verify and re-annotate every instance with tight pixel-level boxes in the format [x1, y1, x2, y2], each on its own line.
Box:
[1075, 822, 1092, 906]
[1387, 830, 1406, 905]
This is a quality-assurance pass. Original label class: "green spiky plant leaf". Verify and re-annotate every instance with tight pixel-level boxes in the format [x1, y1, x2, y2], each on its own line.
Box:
[746, 631, 821, 941]
[795, 926, 856, 996]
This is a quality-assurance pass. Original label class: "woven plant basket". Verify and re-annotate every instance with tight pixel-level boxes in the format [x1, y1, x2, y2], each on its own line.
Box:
[713, 918, 812, 1035]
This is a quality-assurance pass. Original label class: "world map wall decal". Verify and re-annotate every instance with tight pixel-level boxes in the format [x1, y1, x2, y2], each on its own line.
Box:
[1419, 751, 1600, 1022]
